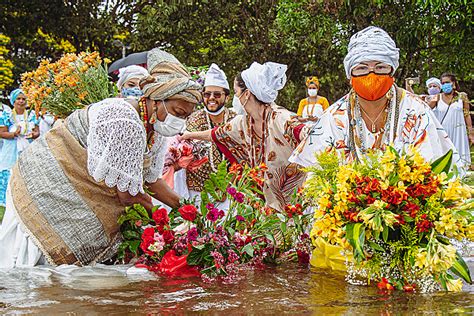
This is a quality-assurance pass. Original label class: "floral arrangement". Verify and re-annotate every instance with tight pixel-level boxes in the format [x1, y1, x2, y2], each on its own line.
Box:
[303, 147, 473, 293]
[21, 52, 116, 118]
[161, 136, 210, 189]
[186, 65, 208, 86]
[118, 161, 311, 281]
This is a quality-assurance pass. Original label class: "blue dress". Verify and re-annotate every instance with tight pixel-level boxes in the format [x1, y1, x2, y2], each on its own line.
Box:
[0, 110, 38, 206]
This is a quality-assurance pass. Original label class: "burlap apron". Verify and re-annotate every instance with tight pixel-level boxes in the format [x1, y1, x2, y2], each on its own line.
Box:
[9, 108, 124, 266]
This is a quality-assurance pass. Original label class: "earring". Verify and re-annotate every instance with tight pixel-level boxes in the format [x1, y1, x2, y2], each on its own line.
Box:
[149, 102, 158, 124]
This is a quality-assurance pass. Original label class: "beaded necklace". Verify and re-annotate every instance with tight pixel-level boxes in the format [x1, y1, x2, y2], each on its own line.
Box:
[138, 97, 155, 151]
[205, 109, 229, 172]
[348, 88, 400, 161]
[249, 107, 269, 167]
[12, 108, 28, 135]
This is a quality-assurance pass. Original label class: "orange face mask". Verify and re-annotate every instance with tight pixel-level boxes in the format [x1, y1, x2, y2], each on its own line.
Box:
[351, 73, 394, 101]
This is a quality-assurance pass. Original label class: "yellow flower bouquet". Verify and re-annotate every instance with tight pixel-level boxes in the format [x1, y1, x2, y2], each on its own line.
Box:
[303, 147, 473, 293]
[21, 52, 116, 118]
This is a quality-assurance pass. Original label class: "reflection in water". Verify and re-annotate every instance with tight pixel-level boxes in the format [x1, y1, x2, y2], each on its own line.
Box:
[0, 263, 473, 314]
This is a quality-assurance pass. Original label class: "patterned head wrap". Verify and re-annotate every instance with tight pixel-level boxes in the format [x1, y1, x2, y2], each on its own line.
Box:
[141, 48, 202, 104]
[305, 76, 320, 88]
[343, 26, 399, 79]
[241, 61, 287, 103]
[9, 88, 25, 106]
[426, 77, 441, 88]
[117, 65, 149, 89]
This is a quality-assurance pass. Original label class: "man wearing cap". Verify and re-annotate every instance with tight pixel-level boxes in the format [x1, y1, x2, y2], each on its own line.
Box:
[290, 26, 461, 172]
[183, 63, 236, 202]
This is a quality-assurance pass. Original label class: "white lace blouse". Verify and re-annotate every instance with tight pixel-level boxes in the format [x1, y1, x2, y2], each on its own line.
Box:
[87, 98, 167, 196]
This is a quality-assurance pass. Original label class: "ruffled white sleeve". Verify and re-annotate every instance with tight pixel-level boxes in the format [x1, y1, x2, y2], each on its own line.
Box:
[87, 99, 147, 196]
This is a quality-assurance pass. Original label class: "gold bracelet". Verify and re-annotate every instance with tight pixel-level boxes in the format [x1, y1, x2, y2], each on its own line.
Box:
[463, 109, 470, 117]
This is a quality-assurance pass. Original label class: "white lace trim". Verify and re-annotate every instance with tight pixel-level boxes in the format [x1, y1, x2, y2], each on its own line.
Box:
[87, 99, 147, 196]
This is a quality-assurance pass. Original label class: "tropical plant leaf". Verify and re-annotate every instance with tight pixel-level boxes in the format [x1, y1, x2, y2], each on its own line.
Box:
[430, 149, 452, 174]
[450, 252, 472, 284]
[346, 223, 366, 261]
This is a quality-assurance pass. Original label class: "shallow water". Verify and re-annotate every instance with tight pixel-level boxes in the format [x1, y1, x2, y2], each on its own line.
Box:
[1, 263, 473, 315]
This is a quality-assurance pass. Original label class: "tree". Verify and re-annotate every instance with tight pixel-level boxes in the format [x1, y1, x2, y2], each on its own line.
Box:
[0, 34, 14, 91]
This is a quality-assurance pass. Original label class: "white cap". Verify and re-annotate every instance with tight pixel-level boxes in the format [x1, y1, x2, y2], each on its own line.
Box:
[241, 61, 287, 103]
[117, 65, 149, 89]
[204, 63, 229, 90]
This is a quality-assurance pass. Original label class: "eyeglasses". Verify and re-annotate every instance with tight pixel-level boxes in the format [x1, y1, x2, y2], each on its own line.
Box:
[203, 91, 224, 99]
[351, 63, 392, 77]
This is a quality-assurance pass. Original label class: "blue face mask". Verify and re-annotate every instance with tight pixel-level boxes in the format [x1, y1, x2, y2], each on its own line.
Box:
[441, 83, 453, 94]
[121, 87, 143, 98]
[428, 87, 440, 95]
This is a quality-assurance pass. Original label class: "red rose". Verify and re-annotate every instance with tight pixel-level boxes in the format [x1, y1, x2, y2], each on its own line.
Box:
[162, 230, 175, 244]
[140, 227, 155, 256]
[142, 227, 155, 238]
[152, 208, 169, 226]
[178, 204, 198, 222]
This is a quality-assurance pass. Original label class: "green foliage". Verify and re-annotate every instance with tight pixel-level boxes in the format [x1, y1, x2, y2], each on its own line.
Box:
[431, 149, 453, 175]
[449, 252, 472, 284]
[0, 205, 4, 222]
[117, 204, 152, 260]
[1, 0, 473, 104]
[346, 222, 366, 261]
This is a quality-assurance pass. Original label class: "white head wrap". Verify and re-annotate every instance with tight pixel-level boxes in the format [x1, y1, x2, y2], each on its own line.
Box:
[343, 26, 399, 79]
[204, 63, 229, 90]
[117, 65, 149, 89]
[426, 77, 441, 88]
[241, 61, 287, 103]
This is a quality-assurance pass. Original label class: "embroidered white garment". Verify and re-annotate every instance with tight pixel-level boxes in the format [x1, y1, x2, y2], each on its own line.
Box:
[290, 88, 463, 175]
[302, 103, 324, 119]
[87, 99, 149, 196]
[432, 98, 471, 169]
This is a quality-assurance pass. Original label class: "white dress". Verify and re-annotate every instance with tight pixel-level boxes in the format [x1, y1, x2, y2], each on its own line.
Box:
[432, 98, 471, 169]
[0, 99, 168, 268]
[302, 103, 324, 119]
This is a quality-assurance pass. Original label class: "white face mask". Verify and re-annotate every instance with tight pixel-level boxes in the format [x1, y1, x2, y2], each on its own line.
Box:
[308, 88, 318, 97]
[232, 91, 247, 115]
[153, 100, 187, 137]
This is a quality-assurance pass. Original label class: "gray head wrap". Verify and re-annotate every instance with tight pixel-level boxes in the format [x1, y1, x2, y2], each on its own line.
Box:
[343, 26, 399, 79]
[141, 48, 202, 103]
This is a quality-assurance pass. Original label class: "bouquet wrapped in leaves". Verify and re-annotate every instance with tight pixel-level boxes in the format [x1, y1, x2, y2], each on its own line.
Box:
[118, 161, 312, 281]
[21, 52, 116, 118]
[304, 146, 473, 293]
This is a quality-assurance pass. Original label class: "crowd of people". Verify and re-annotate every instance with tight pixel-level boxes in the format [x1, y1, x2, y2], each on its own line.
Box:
[0, 26, 470, 268]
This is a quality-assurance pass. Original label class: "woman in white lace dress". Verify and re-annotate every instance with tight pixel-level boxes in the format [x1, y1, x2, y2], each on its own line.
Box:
[0, 49, 202, 268]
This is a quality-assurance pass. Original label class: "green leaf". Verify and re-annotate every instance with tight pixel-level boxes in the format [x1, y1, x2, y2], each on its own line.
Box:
[242, 243, 254, 257]
[382, 225, 389, 242]
[430, 149, 452, 174]
[346, 223, 365, 261]
[450, 252, 472, 284]
[277, 213, 286, 222]
[134, 204, 150, 219]
[187, 244, 212, 266]
[129, 240, 140, 255]
[122, 230, 141, 240]
[368, 240, 384, 252]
